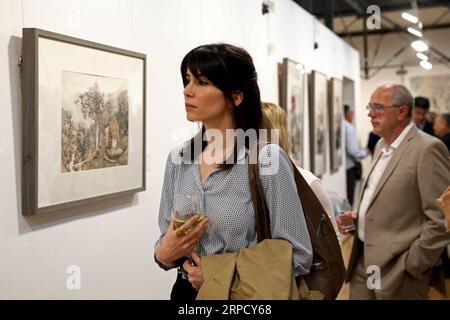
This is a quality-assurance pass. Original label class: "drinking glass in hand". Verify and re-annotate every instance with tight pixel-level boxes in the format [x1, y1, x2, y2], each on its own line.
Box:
[338, 198, 355, 233]
[172, 193, 202, 279]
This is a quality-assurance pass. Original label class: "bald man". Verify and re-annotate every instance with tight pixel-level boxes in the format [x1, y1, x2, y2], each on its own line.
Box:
[336, 84, 450, 299]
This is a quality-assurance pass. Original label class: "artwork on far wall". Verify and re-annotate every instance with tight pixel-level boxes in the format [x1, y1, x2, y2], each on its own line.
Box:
[410, 74, 450, 113]
[309, 71, 328, 177]
[328, 78, 343, 173]
[21, 28, 146, 215]
[280, 58, 305, 167]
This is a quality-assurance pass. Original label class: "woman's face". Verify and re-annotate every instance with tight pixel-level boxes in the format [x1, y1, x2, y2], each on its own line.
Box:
[183, 68, 233, 124]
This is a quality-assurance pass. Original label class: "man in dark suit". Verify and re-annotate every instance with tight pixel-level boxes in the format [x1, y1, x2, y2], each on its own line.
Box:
[366, 131, 380, 158]
[413, 96, 435, 136]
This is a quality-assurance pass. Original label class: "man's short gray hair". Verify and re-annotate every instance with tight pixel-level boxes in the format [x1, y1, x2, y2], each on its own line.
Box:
[391, 85, 413, 117]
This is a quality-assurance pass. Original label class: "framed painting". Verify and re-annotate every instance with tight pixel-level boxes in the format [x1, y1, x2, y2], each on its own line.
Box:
[308, 71, 328, 177]
[328, 77, 343, 173]
[280, 58, 305, 166]
[21, 28, 146, 215]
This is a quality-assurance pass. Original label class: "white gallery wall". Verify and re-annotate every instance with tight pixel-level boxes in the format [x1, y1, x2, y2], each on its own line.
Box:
[0, 0, 359, 299]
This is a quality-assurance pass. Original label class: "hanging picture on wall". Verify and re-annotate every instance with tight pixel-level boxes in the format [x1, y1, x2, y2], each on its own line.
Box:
[280, 58, 305, 166]
[328, 77, 343, 173]
[309, 71, 328, 177]
[21, 28, 146, 215]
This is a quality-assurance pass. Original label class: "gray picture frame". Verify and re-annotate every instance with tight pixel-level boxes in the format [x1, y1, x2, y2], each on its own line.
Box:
[279, 58, 305, 167]
[21, 28, 146, 215]
[308, 70, 328, 178]
[328, 77, 343, 173]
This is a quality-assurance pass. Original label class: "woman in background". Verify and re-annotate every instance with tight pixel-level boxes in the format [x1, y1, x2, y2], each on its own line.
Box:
[261, 102, 340, 241]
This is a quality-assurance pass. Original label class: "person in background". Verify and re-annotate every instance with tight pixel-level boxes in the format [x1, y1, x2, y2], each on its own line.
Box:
[344, 104, 368, 206]
[413, 96, 435, 136]
[438, 186, 450, 232]
[336, 84, 450, 299]
[261, 102, 340, 241]
[434, 112, 450, 279]
[434, 112, 450, 152]
[427, 111, 437, 127]
[366, 131, 380, 158]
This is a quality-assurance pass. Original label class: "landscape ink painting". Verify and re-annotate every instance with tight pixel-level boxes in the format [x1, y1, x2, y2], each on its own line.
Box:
[22, 28, 145, 215]
[61, 71, 129, 173]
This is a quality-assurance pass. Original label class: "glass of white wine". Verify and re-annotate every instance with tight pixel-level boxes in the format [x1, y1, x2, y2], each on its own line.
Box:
[172, 193, 203, 279]
[338, 198, 355, 233]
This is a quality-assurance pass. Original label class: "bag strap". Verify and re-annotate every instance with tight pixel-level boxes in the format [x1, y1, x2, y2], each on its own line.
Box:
[248, 149, 334, 251]
[248, 162, 271, 242]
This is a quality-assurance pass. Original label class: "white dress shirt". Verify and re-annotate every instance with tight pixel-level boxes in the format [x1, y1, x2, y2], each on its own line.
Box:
[357, 122, 415, 242]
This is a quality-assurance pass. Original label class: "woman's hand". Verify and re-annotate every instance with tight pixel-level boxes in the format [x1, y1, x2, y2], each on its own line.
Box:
[155, 215, 208, 266]
[183, 252, 204, 290]
[438, 185, 450, 231]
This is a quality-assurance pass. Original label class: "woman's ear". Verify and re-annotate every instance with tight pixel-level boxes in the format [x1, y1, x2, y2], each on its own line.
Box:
[231, 91, 243, 107]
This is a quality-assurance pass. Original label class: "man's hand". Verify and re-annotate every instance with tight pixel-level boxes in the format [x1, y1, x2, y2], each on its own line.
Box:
[336, 211, 357, 234]
[437, 185, 450, 231]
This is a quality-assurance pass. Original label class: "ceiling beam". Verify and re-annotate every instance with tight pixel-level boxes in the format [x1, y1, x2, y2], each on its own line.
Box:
[337, 0, 450, 77]
[337, 22, 450, 37]
[295, 0, 447, 19]
[379, 10, 450, 63]
[325, 0, 334, 31]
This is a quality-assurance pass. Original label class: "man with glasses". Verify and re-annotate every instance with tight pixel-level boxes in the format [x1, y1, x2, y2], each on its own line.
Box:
[336, 84, 450, 299]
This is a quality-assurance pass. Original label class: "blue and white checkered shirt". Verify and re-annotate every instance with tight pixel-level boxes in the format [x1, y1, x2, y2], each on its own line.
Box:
[155, 142, 312, 276]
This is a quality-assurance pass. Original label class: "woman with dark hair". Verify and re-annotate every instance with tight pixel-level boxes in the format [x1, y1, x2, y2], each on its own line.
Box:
[154, 44, 312, 300]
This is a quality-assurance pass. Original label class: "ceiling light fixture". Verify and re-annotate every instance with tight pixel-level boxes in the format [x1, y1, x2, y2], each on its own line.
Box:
[419, 60, 432, 70]
[402, 11, 419, 24]
[407, 27, 423, 37]
[411, 40, 428, 52]
[416, 52, 428, 61]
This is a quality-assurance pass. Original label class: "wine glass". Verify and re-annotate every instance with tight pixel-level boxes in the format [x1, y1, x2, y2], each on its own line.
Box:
[338, 197, 355, 233]
[172, 193, 203, 279]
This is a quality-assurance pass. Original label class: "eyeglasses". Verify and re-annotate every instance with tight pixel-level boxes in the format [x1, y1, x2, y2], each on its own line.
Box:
[366, 103, 402, 114]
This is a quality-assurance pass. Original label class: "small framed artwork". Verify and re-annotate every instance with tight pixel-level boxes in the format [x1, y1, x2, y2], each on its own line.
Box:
[328, 78, 343, 173]
[280, 58, 305, 166]
[21, 28, 146, 215]
[308, 71, 328, 177]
